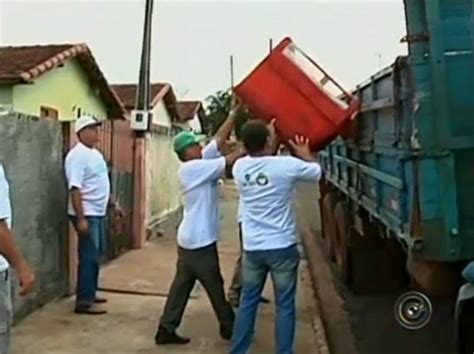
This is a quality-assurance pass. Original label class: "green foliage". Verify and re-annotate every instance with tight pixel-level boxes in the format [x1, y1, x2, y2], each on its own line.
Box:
[204, 90, 251, 139]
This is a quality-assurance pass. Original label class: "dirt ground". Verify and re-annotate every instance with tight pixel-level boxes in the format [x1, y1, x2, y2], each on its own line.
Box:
[11, 183, 320, 354]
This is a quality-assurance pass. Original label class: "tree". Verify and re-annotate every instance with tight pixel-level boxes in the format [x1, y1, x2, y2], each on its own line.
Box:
[204, 90, 251, 139]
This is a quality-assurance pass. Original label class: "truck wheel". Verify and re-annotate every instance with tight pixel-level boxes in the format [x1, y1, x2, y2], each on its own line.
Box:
[349, 228, 406, 294]
[455, 283, 474, 354]
[321, 192, 338, 261]
[334, 201, 350, 285]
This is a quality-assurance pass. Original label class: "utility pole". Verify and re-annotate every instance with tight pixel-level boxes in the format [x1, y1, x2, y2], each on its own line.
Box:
[135, 0, 154, 119]
[269, 38, 273, 53]
[132, 0, 154, 249]
[230, 54, 234, 89]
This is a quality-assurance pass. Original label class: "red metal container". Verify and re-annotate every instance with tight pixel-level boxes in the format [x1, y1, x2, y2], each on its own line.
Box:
[235, 37, 360, 150]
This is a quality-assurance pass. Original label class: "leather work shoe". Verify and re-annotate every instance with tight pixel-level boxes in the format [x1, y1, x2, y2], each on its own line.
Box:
[94, 297, 108, 304]
[220, 324, 233, 340]
[74, 304, 107, 315]
[155, 326, 191, 345]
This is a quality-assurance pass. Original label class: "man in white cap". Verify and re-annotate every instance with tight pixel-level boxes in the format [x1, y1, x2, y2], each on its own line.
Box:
[0, 163, 35, 353]
[65, 115, 120, 315]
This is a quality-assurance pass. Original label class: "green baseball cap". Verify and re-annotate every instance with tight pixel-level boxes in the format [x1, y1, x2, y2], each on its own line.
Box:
[173, 131, 206, 154]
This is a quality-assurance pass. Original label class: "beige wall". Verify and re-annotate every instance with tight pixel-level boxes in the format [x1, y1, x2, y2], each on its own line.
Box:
[146, 130, 181, 225]
[151, 100, 172, 127]
[188, 114, 202, 133]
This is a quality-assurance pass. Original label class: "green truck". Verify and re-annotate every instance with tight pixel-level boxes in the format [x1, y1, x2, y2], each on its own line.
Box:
[319, 0, 474, 297]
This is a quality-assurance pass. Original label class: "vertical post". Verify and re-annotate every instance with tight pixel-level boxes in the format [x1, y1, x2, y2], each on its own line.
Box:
[135, 0, 154, 116]
[269, 38, 273, 53]
[230, 54, 234, 89]
[132, 0, 154, 249]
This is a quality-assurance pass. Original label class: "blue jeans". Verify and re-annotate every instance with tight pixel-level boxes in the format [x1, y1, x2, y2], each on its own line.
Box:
[70, 216, 106, 306]
[230, 244, 300, 354]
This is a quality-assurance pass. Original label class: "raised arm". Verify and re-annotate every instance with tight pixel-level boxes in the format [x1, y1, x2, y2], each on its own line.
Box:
[181, 147, 244, 191]
[266, 119, 280, 156]
[287, 135, 322, 181]
[214, 94, 243, 152]
[289, 135, 318, 163]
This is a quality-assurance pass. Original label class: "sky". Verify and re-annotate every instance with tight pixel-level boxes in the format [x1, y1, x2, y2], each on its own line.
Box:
[0, 0, 408, 102]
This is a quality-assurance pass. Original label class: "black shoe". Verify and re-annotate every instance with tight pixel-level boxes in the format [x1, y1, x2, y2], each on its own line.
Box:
[94, 297, 108, 304]
[74, 304, 107, 315]
[220, 324, 233, 340]
[155, 326, 191, 345]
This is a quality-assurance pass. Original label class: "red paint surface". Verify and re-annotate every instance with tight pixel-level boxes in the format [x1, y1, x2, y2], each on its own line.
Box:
[235, 37, 360, 150]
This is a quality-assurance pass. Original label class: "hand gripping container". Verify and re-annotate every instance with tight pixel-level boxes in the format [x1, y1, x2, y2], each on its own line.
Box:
[234, 37, 360, 150]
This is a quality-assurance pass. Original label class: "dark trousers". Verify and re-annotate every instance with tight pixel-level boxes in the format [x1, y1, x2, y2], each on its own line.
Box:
[70, 216, 105, 306]
[159, 242, 234, 332]
[228, 223, 243, 301]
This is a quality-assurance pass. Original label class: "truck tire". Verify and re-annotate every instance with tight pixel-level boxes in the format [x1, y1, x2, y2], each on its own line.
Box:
[455, 283, 474, 354]
[334, 201, 350, 285]
[322, 192, 338, 261]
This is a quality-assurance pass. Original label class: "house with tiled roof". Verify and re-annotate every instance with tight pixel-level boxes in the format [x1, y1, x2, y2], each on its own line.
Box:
[111, 82, 183, 131]
[0, 43, 125, 120]
[176, 100, 205, 134]
[112, 82, 184, 237]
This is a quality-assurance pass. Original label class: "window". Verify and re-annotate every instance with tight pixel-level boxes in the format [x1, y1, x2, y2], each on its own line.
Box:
[40, 106, 59, 119]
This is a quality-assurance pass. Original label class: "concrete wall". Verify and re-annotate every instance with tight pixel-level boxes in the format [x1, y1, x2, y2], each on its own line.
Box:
[0, 113, 68, 320]
[11, 58, 108, 121]
[146, 130, 181, 226]
[0, 85, 13, 106]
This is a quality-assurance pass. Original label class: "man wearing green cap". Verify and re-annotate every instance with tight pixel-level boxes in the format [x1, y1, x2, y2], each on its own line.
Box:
[155, 96, 243, 346]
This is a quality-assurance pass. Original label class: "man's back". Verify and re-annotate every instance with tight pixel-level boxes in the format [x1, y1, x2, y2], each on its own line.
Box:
[233, 155, 321, 251]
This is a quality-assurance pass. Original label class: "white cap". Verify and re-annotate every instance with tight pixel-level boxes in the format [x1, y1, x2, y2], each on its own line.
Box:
[74, 115, 101, 134]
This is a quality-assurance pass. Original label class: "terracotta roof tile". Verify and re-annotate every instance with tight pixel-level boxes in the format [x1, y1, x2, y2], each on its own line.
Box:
[111, 83, 182, 122]
[0, 44, 74, 82]
[0, 43, 126, 118]
[111, 83, 167, 110]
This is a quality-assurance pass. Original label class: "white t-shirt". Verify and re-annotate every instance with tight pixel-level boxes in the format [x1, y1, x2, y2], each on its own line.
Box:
[65, 143, 110, 217]
[0, 164, 12, 271]
[233, 155, 322, 251]
[177, 140, 225, 250]
[237, 198, 243, 224]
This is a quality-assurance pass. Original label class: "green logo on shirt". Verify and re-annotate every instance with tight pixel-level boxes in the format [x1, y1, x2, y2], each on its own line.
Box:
[242, 172, 269, 187]
[255, 173, 269, 186]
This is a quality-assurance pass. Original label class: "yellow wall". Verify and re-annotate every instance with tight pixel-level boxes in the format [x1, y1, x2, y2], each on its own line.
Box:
[146, 130, 181, 224]
[12, 59, 108, 121]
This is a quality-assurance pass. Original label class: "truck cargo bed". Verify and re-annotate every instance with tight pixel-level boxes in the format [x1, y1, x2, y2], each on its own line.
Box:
[319, 0, 473, 294]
